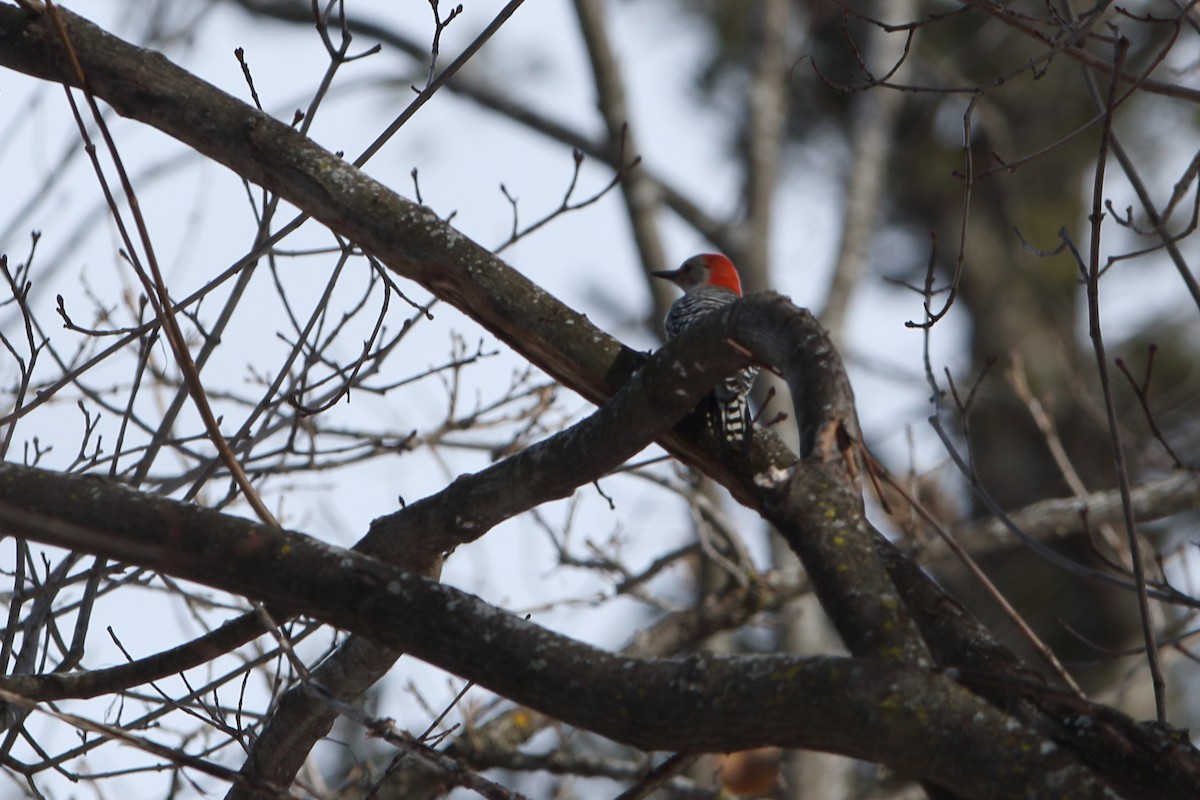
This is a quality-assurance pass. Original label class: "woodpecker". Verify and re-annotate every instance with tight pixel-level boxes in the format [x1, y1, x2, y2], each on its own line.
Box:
[652, 253, 757, 449]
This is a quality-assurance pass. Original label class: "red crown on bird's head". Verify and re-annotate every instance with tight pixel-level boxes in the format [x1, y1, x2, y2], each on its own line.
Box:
[694, 253, 742, 296]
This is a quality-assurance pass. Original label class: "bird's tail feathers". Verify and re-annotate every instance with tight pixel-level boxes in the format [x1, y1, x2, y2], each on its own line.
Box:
[713, 393, 752, 451]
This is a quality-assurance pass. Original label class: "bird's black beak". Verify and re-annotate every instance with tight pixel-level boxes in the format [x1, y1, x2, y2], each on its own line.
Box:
[651, 269, 679, 281]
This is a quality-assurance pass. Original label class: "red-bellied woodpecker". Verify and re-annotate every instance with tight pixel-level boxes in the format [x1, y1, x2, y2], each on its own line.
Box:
[652, 253, 757, 449]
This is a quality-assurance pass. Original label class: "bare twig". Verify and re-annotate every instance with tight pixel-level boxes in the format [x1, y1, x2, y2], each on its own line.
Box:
[1070, 30, 1166, 720]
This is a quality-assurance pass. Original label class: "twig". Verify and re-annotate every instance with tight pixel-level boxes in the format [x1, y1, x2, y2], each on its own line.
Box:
[494, 142, 641, 252]
[1114, 351, 1185, 468]
[613, 752, 699, 800]
[1074, 28, 1166, 722]
[354, 0, 527, 168]
[422, 0, 464, 90]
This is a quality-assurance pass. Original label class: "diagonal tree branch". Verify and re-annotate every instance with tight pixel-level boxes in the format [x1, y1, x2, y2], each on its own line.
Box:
[0, 2, 790, 510]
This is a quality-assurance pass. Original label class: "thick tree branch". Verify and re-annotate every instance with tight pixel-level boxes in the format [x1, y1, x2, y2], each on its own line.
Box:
[386, 568, 813, 800]
[0, 466, 1121, 799]
[876, 536, 1200, 800]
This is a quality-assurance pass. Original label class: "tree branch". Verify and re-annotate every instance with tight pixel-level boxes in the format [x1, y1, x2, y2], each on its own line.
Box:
[0, 466, 1119, 799]
[956, 470, 1200, 551]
